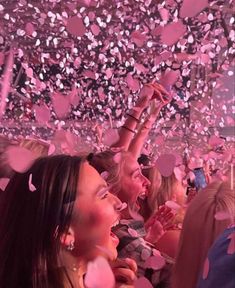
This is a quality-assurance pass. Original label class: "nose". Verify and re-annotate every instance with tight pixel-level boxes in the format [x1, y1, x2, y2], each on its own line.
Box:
[110, 194, 123, 211]
[141, 174, 151, 188]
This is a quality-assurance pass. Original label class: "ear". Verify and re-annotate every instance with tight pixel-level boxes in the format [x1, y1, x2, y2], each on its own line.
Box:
[60, 226, 75, 247]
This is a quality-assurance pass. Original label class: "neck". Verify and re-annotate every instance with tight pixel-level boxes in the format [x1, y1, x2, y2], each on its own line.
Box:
[59, 249, 87, 288]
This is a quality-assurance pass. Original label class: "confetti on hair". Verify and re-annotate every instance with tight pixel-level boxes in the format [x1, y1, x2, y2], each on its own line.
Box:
[28, 173, 36, 192]
[0, 178, 10, 191]
[6, 146, 36, 173]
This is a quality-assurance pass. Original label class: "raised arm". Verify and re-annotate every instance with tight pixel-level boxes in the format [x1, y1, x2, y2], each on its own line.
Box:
[128, 83, 172, 159]
[111, 85, 153, 151]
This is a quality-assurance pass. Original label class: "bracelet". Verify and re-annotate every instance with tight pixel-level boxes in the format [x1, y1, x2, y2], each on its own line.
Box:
[126, 113, 140, 123]
[122, 126, 136, 134]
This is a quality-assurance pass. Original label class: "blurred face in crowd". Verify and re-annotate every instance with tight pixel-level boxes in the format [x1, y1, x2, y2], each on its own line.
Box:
[119, 154, 150, 208]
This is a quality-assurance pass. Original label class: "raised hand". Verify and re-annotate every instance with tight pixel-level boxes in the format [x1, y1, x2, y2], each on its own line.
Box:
[110, 258, 137, 287]
[145, 205, 175, 244]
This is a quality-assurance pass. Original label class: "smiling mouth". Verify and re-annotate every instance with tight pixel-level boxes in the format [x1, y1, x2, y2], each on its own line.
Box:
[111, 218, 120, 228]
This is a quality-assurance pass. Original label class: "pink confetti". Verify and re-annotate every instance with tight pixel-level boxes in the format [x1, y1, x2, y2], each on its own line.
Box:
[202, 257, 210, 280]
[28, 173, 36, 192]
[126, 73, 140, 92]
[180, 0, 208, 18]
[0, 178, 10, 191]
[66, 16, 86, 37]
[52, 92, 70, 119]
[155, 154, 176, 177]
[144, 255, 166, 270]
[131, 30, 147, 47]
[48, 144, 56, 156]
[160, 70, 180, 89]
[25, 22, 35, 36]
[134, 277, 153, 288]
[33, 103, 51, 124]
[159, 8, 169, 22]
[128, 228, 139, 237]
[6, 146, 36, 173]
[68, 86, 80, 107]
[84, 256, 115, 288]
[161, 20, 186, 46]
[83, 70, 96, 79]
[100, 171, 109, 180]
[227, 232, 235, 255]
[90, 24, 100, 36]
[165, 200, 181, 211]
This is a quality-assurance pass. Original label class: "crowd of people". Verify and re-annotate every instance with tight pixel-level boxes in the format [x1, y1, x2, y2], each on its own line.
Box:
[0, 83, 234, 288]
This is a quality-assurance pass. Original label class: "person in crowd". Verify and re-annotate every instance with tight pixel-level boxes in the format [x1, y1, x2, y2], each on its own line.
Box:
[0, 155, 136, 288]
[197, 224, 235, 288]
[19, 138, 50, 157]
[88, 150, 174, 287]
[171, 168, 235, 288]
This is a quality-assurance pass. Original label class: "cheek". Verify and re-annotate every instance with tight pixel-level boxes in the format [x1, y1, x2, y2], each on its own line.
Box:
[79, 203, 114, 229]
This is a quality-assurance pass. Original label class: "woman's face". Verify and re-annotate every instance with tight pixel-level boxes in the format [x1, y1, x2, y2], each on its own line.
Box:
[119, 154, 150, 206]
[71, 162, 122, 261]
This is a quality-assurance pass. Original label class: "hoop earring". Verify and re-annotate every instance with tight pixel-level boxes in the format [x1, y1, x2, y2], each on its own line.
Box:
[67, 241, 75, 251]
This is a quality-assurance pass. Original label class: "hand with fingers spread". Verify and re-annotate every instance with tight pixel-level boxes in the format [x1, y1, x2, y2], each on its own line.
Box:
[145, 205, 175, 244]
[110, 258, 137, 288]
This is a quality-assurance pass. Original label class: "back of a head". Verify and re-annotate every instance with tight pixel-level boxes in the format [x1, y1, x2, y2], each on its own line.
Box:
[87, 150, 116, 174]
[171, 178, 235, 288]
[148, 170, 178, 213]
[0, 155, 83, 288]
[19, 138, 50, 158]
[88, 150, 131, 195]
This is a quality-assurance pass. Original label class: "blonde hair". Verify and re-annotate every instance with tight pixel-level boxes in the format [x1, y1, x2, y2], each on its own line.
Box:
[148, 168, 183, 213]
[171, 177, 235, 288]
[147, 167, 162, 213]
[19, 139, 49, 158]
[88, 150, 131, 196]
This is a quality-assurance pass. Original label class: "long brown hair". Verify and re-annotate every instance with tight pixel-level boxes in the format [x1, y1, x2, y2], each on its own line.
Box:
[0, 155, 83, 288]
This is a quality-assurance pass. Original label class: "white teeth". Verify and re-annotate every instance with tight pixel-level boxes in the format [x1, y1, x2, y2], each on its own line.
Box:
[111, 220, 119, 228]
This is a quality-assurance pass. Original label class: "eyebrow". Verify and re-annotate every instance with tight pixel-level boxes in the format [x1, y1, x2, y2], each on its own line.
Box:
[95, 184, 109, 196]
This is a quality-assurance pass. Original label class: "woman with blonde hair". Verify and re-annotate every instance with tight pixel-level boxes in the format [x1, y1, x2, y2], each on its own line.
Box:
[171, 170, 235, 288]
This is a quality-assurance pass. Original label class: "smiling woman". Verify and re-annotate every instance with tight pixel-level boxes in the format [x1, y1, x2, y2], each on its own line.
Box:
[0, 155, 122, 288]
